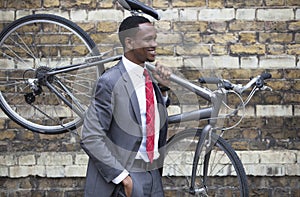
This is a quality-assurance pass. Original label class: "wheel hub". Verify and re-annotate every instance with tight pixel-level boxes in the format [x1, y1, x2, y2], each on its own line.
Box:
[35, 66, 54, 86]
[24, 66, 54, 104]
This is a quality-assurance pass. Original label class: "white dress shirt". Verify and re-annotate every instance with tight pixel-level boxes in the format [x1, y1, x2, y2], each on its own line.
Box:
[112, 56, 167, 184]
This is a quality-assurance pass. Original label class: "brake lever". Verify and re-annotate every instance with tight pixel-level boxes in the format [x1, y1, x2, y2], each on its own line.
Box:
[260, 85, 273, 91]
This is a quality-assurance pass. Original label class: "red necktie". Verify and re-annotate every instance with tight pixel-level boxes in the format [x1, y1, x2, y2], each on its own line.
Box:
[144, 69, 155, 163]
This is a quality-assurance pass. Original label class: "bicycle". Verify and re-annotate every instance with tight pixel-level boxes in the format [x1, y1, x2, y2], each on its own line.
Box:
[0, 0, 272, 196]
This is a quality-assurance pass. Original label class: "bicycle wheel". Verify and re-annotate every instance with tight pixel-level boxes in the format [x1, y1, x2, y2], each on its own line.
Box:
[163, 129, 249, 197]
[0, 14, 103, 134]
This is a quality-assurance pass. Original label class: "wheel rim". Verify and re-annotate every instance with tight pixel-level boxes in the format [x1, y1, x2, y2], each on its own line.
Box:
[163, 130, 247, 197]
[0, 15, 99, 133]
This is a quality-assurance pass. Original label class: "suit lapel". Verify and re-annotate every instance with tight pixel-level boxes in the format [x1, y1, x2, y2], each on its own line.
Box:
[118, 62, 142, 126]
[117, 61, 168, 145]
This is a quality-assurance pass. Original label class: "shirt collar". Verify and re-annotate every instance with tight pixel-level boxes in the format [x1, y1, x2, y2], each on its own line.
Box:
[122, 55, 145, 78]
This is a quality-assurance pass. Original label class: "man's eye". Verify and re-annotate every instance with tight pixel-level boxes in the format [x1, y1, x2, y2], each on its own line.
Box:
[146, 38, 156, 42]
[145, 38, 156, 42]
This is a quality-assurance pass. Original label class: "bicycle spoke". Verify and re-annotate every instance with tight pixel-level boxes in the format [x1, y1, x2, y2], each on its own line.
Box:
[163, 129, 248, 196]
[2, 44, 32, 67]
[0, 14, 101, 133]
[0, 80, 26, 86]
[11, 32, 37, 60]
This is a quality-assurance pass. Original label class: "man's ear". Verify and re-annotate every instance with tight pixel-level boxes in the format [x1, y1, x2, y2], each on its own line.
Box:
[125, 37, 134, 51]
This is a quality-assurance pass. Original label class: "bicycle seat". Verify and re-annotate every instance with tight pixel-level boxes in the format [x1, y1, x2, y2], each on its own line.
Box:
[117, 0, 161, 20]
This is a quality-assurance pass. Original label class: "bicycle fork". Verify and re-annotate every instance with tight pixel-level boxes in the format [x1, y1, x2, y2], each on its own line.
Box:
[189, 124, 215, 196]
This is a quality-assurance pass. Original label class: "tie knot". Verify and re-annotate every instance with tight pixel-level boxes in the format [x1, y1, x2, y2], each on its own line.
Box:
[144, 69, 151, 83]
[143, 69, 149, 77]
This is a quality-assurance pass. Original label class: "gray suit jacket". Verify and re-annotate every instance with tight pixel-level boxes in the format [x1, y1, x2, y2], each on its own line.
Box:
[80, 61, 168, 197]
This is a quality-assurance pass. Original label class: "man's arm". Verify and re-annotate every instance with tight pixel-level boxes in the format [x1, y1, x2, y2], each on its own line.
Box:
[80, 76, 125, 183]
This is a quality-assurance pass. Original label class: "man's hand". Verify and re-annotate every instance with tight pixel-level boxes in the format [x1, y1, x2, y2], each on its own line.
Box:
[152, 62, 172, 87]
[122, 175, 133, 197]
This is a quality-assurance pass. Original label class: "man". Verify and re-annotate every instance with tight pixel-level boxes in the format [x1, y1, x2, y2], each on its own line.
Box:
[81, 15, 171, 197]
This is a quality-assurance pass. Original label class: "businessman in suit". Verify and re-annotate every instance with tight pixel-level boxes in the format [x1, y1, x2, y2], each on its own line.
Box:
[81, 15, 171, 197]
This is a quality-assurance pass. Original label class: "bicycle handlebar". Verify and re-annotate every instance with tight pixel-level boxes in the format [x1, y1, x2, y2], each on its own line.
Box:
[145, 61, 272, 127]
[117, 0, 161, 20]
[146, 61, 272, 101]
[255, 72, 272, 88]
[198, 77, 222, 84]
[199, 72, 272, 94]
[260, 72, 272, 80]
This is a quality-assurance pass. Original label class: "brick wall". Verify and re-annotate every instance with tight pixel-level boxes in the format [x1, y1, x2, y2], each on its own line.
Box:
[0, 0, 299, 196]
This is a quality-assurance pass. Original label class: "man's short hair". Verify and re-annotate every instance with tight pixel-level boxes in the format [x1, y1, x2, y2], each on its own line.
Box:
[118, 16, 151, 48]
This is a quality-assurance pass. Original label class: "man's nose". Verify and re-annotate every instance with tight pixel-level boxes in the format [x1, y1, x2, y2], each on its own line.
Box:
[151, 39, 157, 47]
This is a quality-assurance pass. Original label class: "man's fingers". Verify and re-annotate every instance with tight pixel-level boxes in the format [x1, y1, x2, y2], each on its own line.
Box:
[122, 176, 133, 197]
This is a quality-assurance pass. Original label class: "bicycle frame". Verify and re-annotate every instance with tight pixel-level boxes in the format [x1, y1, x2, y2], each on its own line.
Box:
[44, 53, 228, 194]
[0, 4, 269, 194]
[42, 55, 121, 118]
[146, 63, 228, 194]
[45, 54, 223, 120]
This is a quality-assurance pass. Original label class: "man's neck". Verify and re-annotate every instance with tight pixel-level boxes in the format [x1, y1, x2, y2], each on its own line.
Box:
[124, 53, 145, 68]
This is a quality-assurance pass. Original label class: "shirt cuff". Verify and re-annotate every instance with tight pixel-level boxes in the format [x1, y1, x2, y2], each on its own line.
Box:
[112, 170, 129, 184]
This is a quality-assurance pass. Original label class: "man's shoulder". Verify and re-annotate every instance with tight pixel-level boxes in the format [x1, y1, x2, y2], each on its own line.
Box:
[99, 61, 123, 79]
[95, 61, 125, 87]
[103, 61, 123, 75]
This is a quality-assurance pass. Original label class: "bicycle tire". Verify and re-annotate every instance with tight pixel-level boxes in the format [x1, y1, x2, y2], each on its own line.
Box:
[163, 129, 249, 197]
[0, 14, 102, 134]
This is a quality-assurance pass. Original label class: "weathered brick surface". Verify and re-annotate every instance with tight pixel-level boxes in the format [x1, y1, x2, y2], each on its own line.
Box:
[199, 8, 235, 21]
[259, 33, 293, 44]
[230, 43, 266, 55]
[226, 0, 264, 7]
[260, 55, 296, 68]
[203, 56, 239, 68]
[88, 9, 123, 21]
[173, 0, 204, 7]
[179, 8, 198, 21]
[6, 0, 41, 9]
[61, 0, 97, 8]
[265, 0, 285, 6]
[0, 151, 299, 177]
[229, 20, 265, 31]
[236, 9, 256, 20]
[0, 0, 299, 196]
[208, 0, 223, 8]
[257, 9, 294, 21]
[43, 0, 60, 8]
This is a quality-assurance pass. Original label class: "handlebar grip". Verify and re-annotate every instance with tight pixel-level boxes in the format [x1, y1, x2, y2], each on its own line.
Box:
[199, 77, 234, 90]
[198, 77, 221, 84]
[256, 72, 272, 88]
[260, 72, 272, 80]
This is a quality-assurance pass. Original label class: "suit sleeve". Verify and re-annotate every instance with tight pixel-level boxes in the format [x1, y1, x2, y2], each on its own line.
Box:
[80, 75, 125, 183]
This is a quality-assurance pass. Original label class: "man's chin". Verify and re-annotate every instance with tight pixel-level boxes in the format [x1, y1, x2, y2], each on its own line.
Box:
[147, 58, 156, 62]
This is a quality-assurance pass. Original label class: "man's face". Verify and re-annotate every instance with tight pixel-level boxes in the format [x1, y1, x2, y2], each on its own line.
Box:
[127, 23, 157, 65]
